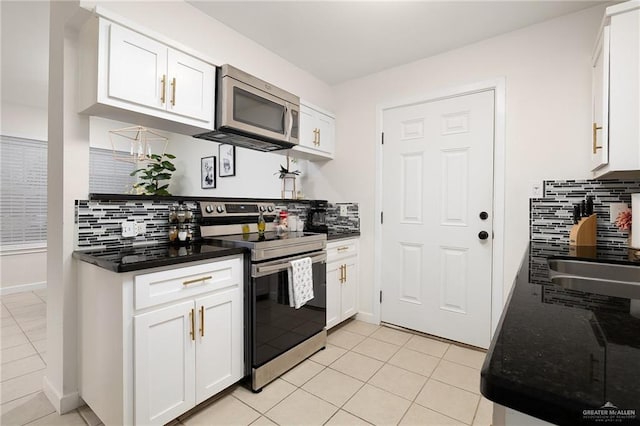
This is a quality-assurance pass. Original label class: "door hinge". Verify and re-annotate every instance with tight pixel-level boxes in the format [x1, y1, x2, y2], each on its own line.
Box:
[379, 291, 382, 303]
[381, 132, 384, 145]
[381, 211, 384, 224]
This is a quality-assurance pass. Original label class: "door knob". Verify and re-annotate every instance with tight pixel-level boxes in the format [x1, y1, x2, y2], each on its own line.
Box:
[478, 231, 489, 240]
[479, 211, 488, 220]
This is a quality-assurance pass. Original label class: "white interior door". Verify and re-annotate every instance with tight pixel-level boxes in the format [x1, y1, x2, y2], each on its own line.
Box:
[381, 90, 495, 349]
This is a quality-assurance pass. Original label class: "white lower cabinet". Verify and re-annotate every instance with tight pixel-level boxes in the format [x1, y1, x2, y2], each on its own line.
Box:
[78, 255, 243, 426]
[326, 239, 359, 329]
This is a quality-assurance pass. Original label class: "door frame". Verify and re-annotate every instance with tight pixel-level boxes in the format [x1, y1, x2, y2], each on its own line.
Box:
[373, 78, 506, 339]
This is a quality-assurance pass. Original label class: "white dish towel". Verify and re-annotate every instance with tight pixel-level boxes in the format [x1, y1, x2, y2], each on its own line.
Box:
[288, 257, 314, 309]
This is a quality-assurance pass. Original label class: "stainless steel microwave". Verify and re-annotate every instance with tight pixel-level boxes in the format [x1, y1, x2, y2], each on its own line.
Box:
[193, 64, 299, 152]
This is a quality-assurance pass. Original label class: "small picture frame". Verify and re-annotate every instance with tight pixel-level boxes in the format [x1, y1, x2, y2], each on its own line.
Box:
[219, 144, 236, 177]
[201, 156, 216, 189]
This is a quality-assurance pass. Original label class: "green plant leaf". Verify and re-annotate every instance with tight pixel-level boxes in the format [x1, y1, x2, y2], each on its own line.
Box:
[165, 153, 176, 159]
[161, 161, 176, 171]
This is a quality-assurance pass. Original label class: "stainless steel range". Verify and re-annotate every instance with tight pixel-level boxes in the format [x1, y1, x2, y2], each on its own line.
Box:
[199, 200, 327, 392]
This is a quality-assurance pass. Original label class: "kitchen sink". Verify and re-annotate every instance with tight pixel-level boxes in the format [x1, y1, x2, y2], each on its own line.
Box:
[547, 258, 640, 299]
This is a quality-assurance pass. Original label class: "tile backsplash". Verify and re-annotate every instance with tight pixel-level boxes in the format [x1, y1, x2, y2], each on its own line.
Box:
[530, 179, 640, 246]
[75, 200, 200, 250]
[76, 198, 359, 250]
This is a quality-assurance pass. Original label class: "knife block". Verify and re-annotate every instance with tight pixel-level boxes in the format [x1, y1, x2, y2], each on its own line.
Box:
[569, 214, 597, 246]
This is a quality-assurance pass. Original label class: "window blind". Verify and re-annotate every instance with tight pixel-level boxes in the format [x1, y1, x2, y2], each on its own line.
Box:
[0, 135, 48, 246]
[89, 147, 136, 194]
[0, 139, 137, 248]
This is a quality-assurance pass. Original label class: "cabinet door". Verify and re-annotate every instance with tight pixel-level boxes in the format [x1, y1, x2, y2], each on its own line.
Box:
[341, 258, 358, 321]
[108, 23, 167, 111]
[591, 26, 610, 171]
[316, 112, 336, 156]
[299, 104, 318, 150]
[326, 261, 342, 329]
[134, 300, 196, 426]
[195, 288, 243, 403]
[167, 50, 215, 123]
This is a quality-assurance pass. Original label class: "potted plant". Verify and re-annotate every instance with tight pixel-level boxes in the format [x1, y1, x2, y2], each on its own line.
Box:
[275, 155, 300, 199]
[130, 153, 176, 196]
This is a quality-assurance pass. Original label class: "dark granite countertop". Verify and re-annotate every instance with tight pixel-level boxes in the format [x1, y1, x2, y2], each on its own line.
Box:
[73, 242, 246, 272]
[327, 230, 360, 241]
[481, 240, 640, 425]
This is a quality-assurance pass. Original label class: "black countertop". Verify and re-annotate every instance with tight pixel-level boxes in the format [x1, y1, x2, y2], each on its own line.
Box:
[481, 240, 640, 425]
[327, 230, 360, 241]
[73, 242, 246, 273]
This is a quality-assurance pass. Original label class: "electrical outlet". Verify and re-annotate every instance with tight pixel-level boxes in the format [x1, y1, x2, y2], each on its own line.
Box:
[529, 181, 544, 198]
[135, 222, 146, 235]
[121, 221, 137, 238]
[610, 203, 629, 223]
[339, 205, 348, 217]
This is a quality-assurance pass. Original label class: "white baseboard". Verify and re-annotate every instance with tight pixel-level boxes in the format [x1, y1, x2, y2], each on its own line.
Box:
[43, 375, 82, 414]
[355, 312, 377, 324]
[0, 282, 46, 296]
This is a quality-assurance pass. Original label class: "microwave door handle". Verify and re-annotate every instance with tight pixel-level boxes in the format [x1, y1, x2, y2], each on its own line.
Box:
[284, 104, 293, 141]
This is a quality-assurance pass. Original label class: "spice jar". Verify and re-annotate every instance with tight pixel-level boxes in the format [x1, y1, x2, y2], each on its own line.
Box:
[178, 224, 188, 241]
[177, 205, 187, 223]
[168, 225, 178, 242]
[168, 206, 178, 223]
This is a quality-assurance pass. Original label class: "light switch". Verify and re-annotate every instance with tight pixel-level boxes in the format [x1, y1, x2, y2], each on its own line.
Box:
[529, 181, 544, 198]
[122, 221, 137, 237]
[339, 205, 348, 216]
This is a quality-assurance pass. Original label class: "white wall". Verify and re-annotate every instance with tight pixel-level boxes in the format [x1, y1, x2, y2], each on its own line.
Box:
[0, 102, 49, 291]
[88, 116, 308, 198]
[304, 5, 605, 319]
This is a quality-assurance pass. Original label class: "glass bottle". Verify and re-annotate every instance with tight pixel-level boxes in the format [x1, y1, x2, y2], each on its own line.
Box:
[177, 205, 186, 223]
[257, 211, 266, 235]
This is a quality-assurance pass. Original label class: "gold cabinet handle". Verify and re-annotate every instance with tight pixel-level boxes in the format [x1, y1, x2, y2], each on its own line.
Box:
[189, 308, 195, 341]
[317, 128, 321, 145]
[337, 246, 349, 252]
[313, 129, 320, 146]
[339, 265, 345, 283]
[161, 75, 167, 104]
[183, 275, 212, 286]
[199, 306, 205, 337]
[343, 264, 347, 282]
[593, 122, 603, 154]
[171, 77, 176, 106]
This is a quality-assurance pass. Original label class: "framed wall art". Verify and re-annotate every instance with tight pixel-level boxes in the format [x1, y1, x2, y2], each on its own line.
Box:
[201, 156, 216, 189]
[219, 144, 236, 177]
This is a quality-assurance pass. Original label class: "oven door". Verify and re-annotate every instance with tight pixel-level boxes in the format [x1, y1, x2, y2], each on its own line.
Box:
[250, 251, 326, 368]
[220, 76, 299, 144]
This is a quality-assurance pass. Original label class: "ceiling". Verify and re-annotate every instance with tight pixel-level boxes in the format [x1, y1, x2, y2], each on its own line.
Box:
[188, 1, 609, 85]
[1, 1, 609, 110]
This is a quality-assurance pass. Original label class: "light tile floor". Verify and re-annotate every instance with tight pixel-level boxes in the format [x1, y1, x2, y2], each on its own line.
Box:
[1, 290, 493, 426]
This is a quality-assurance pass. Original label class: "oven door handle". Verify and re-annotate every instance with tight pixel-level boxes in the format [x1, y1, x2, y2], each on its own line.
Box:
[253, 252, 327, 278]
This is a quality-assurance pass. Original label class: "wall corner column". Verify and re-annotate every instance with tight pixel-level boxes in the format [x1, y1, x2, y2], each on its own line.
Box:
[45, 0, 90, 413]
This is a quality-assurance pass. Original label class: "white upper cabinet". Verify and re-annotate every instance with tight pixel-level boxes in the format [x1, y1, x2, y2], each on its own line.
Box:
[79, 17, 216, 135]
[592, 2, 640, 178]
[291, 101, 336, 161]
[590, 25, 609, 171]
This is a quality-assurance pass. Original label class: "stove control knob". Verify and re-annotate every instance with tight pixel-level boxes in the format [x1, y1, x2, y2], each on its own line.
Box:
[216, 205, 225, 213]
[205, 205, 213, 213]
[267, 205, 274, 212]
[259, 206, 266, 212]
